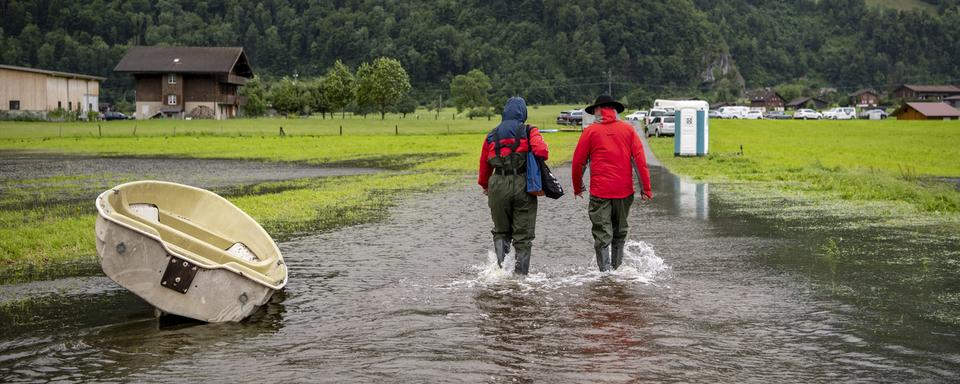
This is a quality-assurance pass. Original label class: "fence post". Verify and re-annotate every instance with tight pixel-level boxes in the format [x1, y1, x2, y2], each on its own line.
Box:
[279, 126, 285, 136]
[133, 125, 137, 136]
[98, 124, 102, 137]
[339, 125, 343, 136]
[395, 124, 398, 135]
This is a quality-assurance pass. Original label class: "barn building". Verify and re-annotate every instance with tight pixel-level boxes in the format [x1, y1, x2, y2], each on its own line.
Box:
[114, 46, 254, 120]
[0, 64, 105, 116]
[891, 102, 960, 120]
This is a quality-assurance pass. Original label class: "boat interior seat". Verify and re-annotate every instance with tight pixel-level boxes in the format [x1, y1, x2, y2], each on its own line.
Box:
[107, 190, 274, 272]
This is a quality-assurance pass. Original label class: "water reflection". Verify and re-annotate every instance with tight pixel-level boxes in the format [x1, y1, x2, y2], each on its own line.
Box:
[673, 177, 709, 220]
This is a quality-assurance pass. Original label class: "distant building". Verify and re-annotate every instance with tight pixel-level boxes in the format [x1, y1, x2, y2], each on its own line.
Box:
[0, 64, 105, 116]
[891, 102, 960, 120]
[848, 89, 880, 108]
[785, 96, 828, 111]
[114, 46, 254, 120]
[945, 95, 960, 109]
[893, 85, 960, 101]
[748, 89, 785, 112]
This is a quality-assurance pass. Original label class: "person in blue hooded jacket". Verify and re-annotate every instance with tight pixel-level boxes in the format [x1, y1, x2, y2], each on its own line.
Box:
[477, 97, 550, 275]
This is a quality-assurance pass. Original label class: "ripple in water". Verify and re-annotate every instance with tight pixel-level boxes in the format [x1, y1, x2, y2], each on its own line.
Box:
[445, 240, 670, 291]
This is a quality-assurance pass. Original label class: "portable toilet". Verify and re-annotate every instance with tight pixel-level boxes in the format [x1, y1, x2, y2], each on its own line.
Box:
[658, 99, 708, 156]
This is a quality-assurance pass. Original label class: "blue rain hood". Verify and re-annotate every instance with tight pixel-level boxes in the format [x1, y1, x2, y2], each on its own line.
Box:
[488, 97, 528, 143]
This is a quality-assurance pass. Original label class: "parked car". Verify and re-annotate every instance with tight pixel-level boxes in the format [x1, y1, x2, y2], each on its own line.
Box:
[568, 110, 585, 125]
[793, 109, 823, 120]
[646, 116, 675, 137]
[763, 111, 791, 120]
[645, 108, 671, 125]
[823, 107, 857, 120]
[556, 110, 572, 125]
[717, 106, 750, 119]
[707, 110, 721, 118]
[625, 110, 647, 121]
[744, 110, 764, 120]
[103, 111, 132, 121]
[860, 108, 889, 119]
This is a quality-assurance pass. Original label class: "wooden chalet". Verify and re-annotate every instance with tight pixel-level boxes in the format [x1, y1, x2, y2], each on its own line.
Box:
[785, 96, 828, 111]
[893, 85, 960, 102]
[114, 46, 254, 120]
[848, 89, 879, 108]
[891, 102, 960, 120]
[748, 89, 785, 112]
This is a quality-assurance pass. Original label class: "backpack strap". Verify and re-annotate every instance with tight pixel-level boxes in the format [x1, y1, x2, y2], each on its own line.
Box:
[490, 123, 528, 159]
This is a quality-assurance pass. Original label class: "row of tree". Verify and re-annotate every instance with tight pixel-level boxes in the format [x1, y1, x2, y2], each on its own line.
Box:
[1, 0, 958, 108]
[242, 57, 412, 119]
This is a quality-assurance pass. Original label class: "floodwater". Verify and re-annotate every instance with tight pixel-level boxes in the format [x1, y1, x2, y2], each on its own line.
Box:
[2, 163, 959, 382]
[0, 150, 378, 203]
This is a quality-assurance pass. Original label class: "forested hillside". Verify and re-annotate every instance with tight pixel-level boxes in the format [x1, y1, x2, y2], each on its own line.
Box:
[1, 0, 958, 106]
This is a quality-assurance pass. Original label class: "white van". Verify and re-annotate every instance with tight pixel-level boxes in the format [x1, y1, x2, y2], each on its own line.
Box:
[717, 106, 750, 119]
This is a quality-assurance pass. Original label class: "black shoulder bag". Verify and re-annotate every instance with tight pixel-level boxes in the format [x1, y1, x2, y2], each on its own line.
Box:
[527, 125, 564, 199]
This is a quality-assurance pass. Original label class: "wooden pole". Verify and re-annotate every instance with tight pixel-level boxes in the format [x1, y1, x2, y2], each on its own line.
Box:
[98, 124, 101, 137]
[339, 125, 343, 136]
[395, 124, 398, 135]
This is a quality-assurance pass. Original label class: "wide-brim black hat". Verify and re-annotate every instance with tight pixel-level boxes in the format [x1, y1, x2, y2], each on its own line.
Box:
[585, 94, 625, 114]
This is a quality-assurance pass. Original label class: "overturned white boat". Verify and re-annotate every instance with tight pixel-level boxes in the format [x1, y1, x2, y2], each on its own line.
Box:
[95, 180, 288, 322]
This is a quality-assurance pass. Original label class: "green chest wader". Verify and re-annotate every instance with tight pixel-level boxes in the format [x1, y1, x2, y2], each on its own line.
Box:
[487, 129, 536, 275]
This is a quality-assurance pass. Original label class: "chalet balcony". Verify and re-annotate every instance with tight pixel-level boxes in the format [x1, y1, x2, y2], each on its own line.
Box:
[217, 95, 248, 105]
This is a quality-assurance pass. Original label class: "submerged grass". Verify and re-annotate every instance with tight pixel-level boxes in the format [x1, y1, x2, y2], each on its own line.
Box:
[648, 119, 960, 224]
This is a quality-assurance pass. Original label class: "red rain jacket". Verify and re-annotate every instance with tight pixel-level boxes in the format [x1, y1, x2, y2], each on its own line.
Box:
[477, 126, 549, 189]
[571, 108, 652, 199]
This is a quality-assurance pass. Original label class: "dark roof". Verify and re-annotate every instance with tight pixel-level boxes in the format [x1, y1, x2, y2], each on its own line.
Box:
[896, 84, 960, 93]
[893, 102, 960, 117]
[786, 96, 826, 107]
[114, 46, 253, 77]
[0, 64, 106, 81]
[848, 88, 878, 97]
[749, 89, 784, 102]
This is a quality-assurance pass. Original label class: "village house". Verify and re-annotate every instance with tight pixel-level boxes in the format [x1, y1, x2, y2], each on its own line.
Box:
[748, 89, 785, 112]
[785, 96, 828, 111]
[891, 102, 960, 120]
[114, 46, 254, 120]
[893, 85, 960, 101]
[0, 64, 104, 117]
[848, 89, 879, 108]
[945, 95, 960, 109]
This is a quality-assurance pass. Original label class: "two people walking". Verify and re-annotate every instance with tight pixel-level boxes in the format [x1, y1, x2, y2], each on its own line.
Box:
[478, 95, 653, 275]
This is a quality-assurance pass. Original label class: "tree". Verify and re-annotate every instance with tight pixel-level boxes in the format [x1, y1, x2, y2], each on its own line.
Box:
[270, 77, 306, 116]
[355, 57, 411, 119]
[450, 69, 492, 119]
[306, 78, 331, 118]
[323, 59, 355, 118]
[240, 77, 268, 117]
[394, 95, 418, 118]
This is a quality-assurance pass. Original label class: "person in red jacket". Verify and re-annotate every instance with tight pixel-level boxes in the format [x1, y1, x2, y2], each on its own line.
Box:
[478, 97, 549, 275]
[571, 95, 652, 272]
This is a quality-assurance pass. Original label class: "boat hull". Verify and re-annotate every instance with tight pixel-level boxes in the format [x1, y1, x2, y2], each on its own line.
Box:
[96, 215, 274, 322]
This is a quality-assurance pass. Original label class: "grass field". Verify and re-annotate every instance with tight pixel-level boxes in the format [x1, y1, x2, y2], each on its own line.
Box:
[647, 119, 960, 217]
[0, 106, 582, 139]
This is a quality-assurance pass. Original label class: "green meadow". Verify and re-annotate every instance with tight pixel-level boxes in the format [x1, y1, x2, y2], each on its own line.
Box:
[647, 119, 960, 221]
[0, 107, 583, 281]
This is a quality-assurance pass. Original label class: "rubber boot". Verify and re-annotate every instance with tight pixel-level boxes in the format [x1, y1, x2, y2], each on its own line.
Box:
[502, 238, 512, 259]
[494, 238, 508, 268]
[514, 249, 531, 275]
[596, 245, 612, 272]
[611, 243, 624, 270]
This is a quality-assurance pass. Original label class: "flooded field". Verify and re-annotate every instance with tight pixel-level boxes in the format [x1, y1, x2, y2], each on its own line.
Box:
[1, 165, 958, 382]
